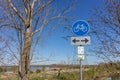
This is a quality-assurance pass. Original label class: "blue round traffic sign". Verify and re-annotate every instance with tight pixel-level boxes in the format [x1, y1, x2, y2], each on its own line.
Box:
[72, 20, 90, 36]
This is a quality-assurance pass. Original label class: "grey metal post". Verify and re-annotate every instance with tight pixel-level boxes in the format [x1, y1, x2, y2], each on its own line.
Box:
[80, 60, 82, 80]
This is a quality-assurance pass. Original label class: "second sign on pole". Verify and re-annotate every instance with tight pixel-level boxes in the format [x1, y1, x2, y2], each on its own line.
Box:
[71, 36, 90, 46]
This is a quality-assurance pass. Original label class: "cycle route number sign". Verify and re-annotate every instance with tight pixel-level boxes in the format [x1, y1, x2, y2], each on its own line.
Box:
[72, 20, 90, 36]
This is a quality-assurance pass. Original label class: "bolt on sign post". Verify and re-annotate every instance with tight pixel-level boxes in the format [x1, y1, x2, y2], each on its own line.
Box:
[71, 20, 90, 80]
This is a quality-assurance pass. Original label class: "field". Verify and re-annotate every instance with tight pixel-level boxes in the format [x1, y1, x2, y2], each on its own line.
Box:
[0, 62, 120, 80]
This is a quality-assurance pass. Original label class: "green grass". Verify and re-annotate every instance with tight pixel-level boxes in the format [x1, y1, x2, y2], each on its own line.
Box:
[1, 62, 120, 80]
[51, 72, 79, 80]
[30, 76, 44, 80]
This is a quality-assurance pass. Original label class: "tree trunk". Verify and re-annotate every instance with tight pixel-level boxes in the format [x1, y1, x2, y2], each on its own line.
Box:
[19, 28, 31, 80]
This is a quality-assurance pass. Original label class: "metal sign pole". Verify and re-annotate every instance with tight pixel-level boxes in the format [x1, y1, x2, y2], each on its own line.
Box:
[78, 46, 83, 80]
[80, 60, 82, 80]
[71, 20, 90, 80]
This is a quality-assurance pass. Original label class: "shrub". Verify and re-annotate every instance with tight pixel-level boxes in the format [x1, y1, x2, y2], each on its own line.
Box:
[42, 66, 46, 71]
[30, 76, 44, 80]
[29, 70, 34, 74]
[51, 72, 78, 80]
[36, 69, 41, 73]
[0, 67, 3, 73]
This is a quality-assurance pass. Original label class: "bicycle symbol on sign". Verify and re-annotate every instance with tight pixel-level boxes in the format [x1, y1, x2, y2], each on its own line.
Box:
[74, 24, 87, 32]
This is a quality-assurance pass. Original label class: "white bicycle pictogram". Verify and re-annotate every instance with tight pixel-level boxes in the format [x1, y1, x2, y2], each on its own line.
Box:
[74, 24, 87, 32]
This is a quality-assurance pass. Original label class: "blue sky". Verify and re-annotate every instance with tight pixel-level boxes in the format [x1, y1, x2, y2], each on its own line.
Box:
[1, 0, 117, 65]
[31, 0, 104, 65]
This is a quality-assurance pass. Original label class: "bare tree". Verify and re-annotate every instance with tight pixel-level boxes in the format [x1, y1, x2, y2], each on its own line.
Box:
[0, 0, 74, 80]
[89, 0, 120, 62]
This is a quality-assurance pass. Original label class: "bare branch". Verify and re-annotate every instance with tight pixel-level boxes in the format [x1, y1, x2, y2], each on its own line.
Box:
[30, 34, 41, 61]
[0, 37, 19, 62]
[0, 18, 4, 22]
[32, 4, 69, 35]
[7, 0, 26, 23]
[0, 0, 75, 79]
[32, 7, 49, 35]
[31, 0, 37, 10]
[32, 20, 47, 35]
[33, 0, 54, 16]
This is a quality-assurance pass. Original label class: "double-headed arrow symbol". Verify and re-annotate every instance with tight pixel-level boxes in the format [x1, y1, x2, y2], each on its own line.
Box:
[81, 38, 89, 43]
[72, 39, 80, 43]
[71, 36, 90, 45]
[72, 38, 89, 43]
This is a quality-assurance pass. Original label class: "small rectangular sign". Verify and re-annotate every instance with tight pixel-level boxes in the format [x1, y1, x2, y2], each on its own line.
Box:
[78, 46, 84, 60]
[71, 36, 90, 45]
[78, 46, 84, 55]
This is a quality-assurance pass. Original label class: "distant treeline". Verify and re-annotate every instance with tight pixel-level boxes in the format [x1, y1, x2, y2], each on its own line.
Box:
[0, 65, 18, 72]
[0, 61, 120, 73]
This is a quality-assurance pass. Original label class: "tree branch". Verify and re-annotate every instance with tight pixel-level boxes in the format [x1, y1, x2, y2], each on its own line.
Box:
[7, 0, 26, 23]
[1, 37, 19, 62]
[32, 20, 47, 35]
[33, 0, 54, 16]
[31, 0, 37, 10]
